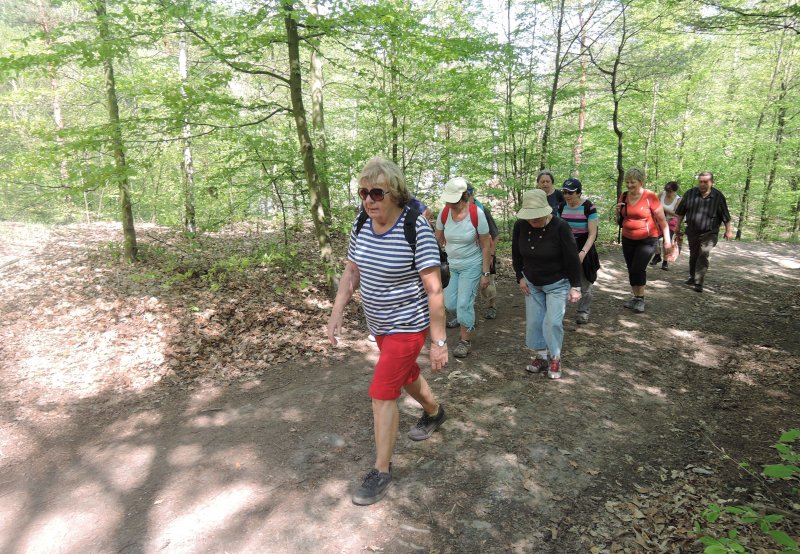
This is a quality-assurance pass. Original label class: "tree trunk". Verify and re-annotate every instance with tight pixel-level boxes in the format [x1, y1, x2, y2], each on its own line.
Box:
[643, 81, 658, 179]
[539, 0, 566, 170]
[572, 8, 588, 176]
[178, 25, 197, 235]
[676, 88, 690, 173]
[790, 147, 800, 239]
[736, 31, 785, 240]
[96, 0, 137, 262]
[283, 0, 335, 292]
[757, 70, 789, 240]
[308, 0, 330, 223]
[37, 0, 68, 185]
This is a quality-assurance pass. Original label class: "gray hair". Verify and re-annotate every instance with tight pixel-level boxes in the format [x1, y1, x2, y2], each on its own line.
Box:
[624, 167, 646, 184]
[536, 169, 555, 184]
[359, 157, 410, 207]
[697, 171, 714, 182]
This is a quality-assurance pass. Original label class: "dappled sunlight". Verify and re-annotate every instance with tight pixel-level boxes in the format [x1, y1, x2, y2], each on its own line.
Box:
[18, 507, 118, 554]
[153, 484, 266, 550]
[82, 443, 157, 491]
[630, 383, 667, 399]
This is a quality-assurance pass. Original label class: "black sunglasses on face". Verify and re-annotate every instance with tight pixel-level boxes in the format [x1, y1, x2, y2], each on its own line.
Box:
[358, 188, 388, 201]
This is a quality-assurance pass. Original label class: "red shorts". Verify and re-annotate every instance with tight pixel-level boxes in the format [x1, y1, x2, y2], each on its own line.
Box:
[370, 329, 429, 400]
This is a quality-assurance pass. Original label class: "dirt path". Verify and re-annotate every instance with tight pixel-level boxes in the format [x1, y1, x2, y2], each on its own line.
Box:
[1, 224, 798, 553]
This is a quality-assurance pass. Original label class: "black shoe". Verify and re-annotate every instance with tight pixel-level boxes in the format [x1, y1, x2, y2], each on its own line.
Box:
[650, 254, 662, 266]
[408, 404, 447, 441]
[694, 284, 703, 293]
[684, 276, 696, 285]
[352, 465, 393, 505]
[661, 262, 669, 271]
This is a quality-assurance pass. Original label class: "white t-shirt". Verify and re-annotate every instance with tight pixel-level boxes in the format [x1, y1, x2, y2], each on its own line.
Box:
[435, 205, 489, 271]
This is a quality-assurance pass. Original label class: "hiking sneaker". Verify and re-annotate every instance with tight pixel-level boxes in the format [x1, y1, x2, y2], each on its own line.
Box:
[650, 254, 662, 266]
[684, 276, 696, 285]
[484, 307, 497, 320]
[576, 312, 590, 324]
[633, 297, 645, 313]
[352, 465, 392, 506]
[623, 297, 637, 309]
[408, 405, 447, 441]
[446, 317, 460, 328]
[694, 283, 703, 293]
[453, 339, 471, 358]
[526, 357, 548, 373]
[548, 359, 562, 380]
[661, 261, 669, 271]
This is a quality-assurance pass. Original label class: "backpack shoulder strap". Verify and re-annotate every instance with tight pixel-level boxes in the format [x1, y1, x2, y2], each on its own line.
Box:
[583, 200, 592, 218]
[403, 208, 420, 252]
[403, 207, 420, 270]
[469, 203, 479, 230]
[355, 208, 369, 236]
[440, 205, 450, 226]
[557, 201, 565, 216]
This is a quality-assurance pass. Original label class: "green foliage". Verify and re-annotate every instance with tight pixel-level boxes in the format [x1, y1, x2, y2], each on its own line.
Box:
[694, 429, 800, 554]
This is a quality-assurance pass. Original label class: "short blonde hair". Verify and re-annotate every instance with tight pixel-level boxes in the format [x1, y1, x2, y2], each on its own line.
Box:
[358, 157, 410, 207]
[624, 167, 646, 184]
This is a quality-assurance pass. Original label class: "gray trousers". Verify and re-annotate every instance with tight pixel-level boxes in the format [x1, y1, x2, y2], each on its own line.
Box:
[687, 230, 719, 285]
[576, 272, 593, 315]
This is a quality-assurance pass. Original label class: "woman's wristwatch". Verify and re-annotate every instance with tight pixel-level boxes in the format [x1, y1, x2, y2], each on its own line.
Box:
[481, 271, 491, 276]
[433, 338, 447, 347]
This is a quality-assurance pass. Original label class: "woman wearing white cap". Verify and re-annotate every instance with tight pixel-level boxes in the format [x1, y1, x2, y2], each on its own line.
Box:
[436, 177, 492, 358]
[512, 189, 582, 379]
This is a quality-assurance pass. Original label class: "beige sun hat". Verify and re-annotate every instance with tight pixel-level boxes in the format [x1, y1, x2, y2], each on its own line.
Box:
[442, 177, 468, 204]
[517, 189, 552, 219]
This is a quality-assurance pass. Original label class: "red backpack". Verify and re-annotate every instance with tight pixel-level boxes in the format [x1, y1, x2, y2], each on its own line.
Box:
[441, 203, 480, 245]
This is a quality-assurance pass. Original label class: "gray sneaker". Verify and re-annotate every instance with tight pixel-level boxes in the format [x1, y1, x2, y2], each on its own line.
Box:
[484, 307, 497, 320]
[352, 465, 392, 505]
[623, 297, 636, 309]
[453, 339, 471, 358]
[633, 297, 645, 313]
[446, 317, 460, 328]
[408, 405, 447, 441]
[576, 312, 589, 324]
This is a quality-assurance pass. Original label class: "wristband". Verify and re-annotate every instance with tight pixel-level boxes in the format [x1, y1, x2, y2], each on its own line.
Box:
[482, 272, 491, 276]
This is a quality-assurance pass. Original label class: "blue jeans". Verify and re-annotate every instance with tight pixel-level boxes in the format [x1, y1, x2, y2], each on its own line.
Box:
[444, 263, 481, 331]
[524, 277, 569, 358]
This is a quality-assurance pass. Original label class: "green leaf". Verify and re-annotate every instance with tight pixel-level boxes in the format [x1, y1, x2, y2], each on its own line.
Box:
[769, 530, 798, 548]
[704, 544, 728, 554]
[764, 464, 798, 478]
[778, 429, 800, 443]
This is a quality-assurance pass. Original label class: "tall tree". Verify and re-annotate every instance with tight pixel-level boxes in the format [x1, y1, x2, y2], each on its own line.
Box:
[95, 0, 137, 261]
[178, 22, 197, 235]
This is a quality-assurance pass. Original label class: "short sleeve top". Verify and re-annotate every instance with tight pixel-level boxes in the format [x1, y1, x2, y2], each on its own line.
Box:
[347, 207, 441, 335]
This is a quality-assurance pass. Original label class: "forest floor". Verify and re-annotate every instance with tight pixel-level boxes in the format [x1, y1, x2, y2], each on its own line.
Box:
[1, 221, 799, 554]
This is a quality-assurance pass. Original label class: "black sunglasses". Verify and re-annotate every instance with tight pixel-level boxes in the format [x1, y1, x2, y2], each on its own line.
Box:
[358, 188, 388, 201]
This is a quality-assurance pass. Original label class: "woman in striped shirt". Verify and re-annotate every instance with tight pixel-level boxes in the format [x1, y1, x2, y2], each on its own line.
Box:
[327, 157, 448, 506]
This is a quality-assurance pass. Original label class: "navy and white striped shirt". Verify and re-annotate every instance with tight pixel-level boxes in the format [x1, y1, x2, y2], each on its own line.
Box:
[347, 207, 441, 336]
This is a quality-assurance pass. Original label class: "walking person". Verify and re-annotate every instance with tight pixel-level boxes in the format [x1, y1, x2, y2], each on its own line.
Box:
[557, 178, 600, 324]
[512, 189, 582, 379]
[536, 169, 565, 216]
[327, 157, 448, 506]
[615, 168, 675, 313]
[674, 171, 732, 293]
[436, 177, 492, 358]
[465, 181, 500, 320]
[651, 181, 681, 271]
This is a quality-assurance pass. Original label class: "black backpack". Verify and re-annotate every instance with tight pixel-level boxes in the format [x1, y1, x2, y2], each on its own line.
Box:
[354, 207, 450, 288]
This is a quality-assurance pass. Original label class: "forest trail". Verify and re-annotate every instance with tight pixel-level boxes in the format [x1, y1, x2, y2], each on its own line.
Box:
[1, 224, 798, 553]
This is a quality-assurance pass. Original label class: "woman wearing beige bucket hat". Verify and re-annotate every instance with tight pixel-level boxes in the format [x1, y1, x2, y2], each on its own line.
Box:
[512, 189, 582, 379]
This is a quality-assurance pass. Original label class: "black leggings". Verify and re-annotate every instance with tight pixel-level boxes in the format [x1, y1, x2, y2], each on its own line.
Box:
[622, 237, 657, 287]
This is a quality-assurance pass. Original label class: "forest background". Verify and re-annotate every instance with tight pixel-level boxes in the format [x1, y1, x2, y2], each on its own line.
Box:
[0, 0, 798, 280]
